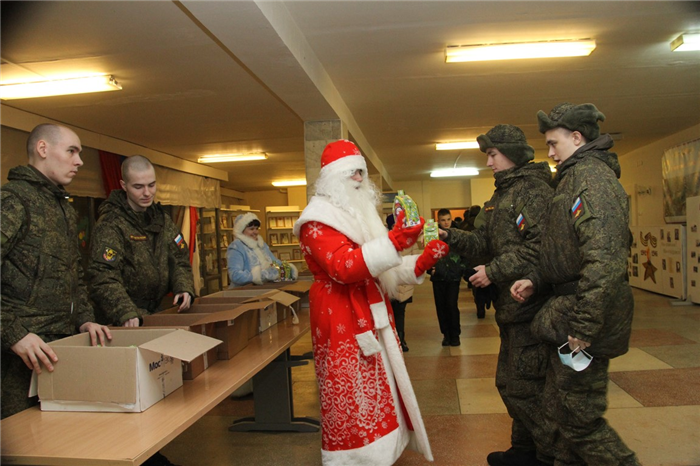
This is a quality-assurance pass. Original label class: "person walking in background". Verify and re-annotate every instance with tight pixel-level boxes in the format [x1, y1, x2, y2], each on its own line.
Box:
[512, 103, 640, 466]
[294, 139, 448, 465]
[440, 124, 555, 466]
[1, 124, 112, 419]
[430, 208, 468, 347]
[386, 213, 416, 352]
[227, 212, 297, 287]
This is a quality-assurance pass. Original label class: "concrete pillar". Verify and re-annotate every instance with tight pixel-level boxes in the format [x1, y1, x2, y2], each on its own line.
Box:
[304, 120, 347, 201]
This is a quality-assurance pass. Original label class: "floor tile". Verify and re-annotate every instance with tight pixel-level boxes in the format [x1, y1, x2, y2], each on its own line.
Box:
[455, 377, 506, 414]
[607, 380, 643, 408]
[406, 354, 498, 380]
[609, 347, 674, 372]
[610, 367, 700, 407]
[449, 337, 501, 356]
[630, 328, 697, 346]
[641, 344, 700, 368]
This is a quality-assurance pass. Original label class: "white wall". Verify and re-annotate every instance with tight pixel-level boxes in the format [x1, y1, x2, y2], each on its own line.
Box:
[619, 123, 700, 226]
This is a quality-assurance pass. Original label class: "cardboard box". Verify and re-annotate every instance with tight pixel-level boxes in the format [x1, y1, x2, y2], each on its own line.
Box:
[201, 289, 300, 331]
[156, 303, 267, 358]
[35, 329, 221, 413]
[229, 280, 312, 310]
[141, 314, 220, 379]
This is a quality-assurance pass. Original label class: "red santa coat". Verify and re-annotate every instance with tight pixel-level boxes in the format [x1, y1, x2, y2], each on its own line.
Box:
[294, 196, 433, 466]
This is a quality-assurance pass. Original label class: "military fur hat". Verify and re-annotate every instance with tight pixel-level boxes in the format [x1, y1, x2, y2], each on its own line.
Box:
[477, 124, 534, 167]
[536, 102, 606, 141]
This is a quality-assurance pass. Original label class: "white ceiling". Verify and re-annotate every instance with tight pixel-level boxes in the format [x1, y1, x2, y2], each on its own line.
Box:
[1, 1, 699, 192]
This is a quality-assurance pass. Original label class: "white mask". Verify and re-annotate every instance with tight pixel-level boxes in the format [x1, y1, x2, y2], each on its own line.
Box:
[558, 342, 593, 372]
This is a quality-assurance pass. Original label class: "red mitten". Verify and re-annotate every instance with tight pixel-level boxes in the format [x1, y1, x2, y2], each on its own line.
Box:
[388, 210, 425, 251]
[415, 240, 449, 276]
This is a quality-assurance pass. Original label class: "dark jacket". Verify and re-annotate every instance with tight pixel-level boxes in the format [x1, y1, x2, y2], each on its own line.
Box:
[1, 166, 95, 350]
[429, 251, 467, 282]
[445, 162, 553, 325]
[88, 190, 195, 325]
[530, 135, 633, 358]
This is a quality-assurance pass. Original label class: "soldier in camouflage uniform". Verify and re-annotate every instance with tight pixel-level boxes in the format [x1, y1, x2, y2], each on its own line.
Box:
[88, 155, 195, 327]
[440, 125, 556, 466]
[1, 124, 111, 419]
[511, 103, 639, 466]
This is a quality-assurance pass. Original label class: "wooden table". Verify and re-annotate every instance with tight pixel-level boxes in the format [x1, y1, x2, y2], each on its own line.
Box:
[1, 311, 312, 466]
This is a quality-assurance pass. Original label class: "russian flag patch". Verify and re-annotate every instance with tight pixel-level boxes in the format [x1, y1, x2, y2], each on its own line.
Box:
[571, 197, 584, 219]
[174, 233, 186, 249]
[516, 213, 526, 231]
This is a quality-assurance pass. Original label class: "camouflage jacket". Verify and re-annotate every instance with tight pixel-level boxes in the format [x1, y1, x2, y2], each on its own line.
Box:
[445, 162, 553, 324]
[88, 190, 194, 325]
[530, 135, 633, 357]
[1, 166, 95, 350]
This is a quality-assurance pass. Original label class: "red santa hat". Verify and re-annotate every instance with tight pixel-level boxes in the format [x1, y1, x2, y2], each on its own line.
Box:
[320, 139, 367, 177]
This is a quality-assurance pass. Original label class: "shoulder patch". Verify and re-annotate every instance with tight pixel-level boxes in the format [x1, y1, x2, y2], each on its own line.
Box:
[516, 213, 527, 232]
[103, 247, 118, 262]
[571, 197, 584, 219]
[129, 234, 147, 241]
[174, 233, 186, 249]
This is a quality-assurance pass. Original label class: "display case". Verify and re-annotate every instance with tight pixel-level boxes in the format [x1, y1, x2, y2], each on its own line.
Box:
[265, 206, 305, 271]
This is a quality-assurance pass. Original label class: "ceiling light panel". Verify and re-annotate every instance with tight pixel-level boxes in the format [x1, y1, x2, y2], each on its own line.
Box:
[445, 40, 596, 63]
[0, 75, 122, 100]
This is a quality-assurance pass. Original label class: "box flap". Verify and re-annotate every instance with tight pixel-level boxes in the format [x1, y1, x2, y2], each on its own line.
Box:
[281, 281, 312, 293]
[243, 290, 299, 307]
[189, 306, 253, 325]
[231, 300, 277, 313]
[139, 329, 222, 362]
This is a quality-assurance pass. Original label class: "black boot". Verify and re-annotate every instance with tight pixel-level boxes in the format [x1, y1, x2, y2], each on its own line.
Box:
[487, 448, 547, 466]
[398, 332, 409, 352]
[477, 306, 486, 319]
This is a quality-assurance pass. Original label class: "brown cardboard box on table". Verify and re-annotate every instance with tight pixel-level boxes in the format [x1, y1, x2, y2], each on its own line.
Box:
[34, 329, 221, 413]
[157, 302, 269, 359]
[200, 289, 300, 331]
[141, 313, 220, 379]
[228, 280, 312, 311]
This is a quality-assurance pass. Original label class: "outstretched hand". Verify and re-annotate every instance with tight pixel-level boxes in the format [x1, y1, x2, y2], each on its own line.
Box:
[388, 209, 425, 251]
[415, 240, 449, 276]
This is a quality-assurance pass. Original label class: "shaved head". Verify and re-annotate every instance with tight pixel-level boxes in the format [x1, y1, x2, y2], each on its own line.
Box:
[121, 155, 154, 182]
[26, 124, 64, 159]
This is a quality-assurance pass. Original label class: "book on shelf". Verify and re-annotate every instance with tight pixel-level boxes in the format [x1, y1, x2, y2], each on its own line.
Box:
[269, 233, 279, 245]
[280, 233, 290, 244]
[280, 252, 292, 261]
[293, 249, 302, 260]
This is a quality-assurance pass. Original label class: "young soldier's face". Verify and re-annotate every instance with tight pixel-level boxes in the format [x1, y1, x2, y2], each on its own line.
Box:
[121, 167, 157, 212]
[438, 214, 452, 229]
[486, 148, 516, 173]
[41, 127, 84, 186]
[545, 128, 583, 165]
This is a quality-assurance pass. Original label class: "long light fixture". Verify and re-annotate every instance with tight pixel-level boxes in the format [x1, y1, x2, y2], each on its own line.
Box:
[430, 167, 479, 178]
[198, 153, 267, 164]
[671, 33, 700, 52]
[272, 180, 307, 187]
[436, 141, 479, 150]
[0, 75, 122, 100]
[445, 39, 596, 63]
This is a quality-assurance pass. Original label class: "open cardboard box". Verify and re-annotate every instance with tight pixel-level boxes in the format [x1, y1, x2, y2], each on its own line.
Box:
[141, 314, 220, 379]
[200, 289, 300, 330]
[155, 302, 271, 358]
[227, 281, 312, 310]
[33, 329, 221, 413]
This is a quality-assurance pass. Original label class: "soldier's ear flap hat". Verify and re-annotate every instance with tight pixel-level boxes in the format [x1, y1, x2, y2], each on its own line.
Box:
[234, 212, 260, 237]
[477, 124, 534, 167]
[536, 102, 606, 142]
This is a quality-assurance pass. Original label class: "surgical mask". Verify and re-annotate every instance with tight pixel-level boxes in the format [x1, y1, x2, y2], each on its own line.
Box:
[558, 342, 593, 371]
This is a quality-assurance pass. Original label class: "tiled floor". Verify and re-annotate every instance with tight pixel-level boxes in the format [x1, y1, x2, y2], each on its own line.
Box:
[163, 283, 700, 466]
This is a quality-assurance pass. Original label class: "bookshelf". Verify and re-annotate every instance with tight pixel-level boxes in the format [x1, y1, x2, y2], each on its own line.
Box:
[265, 206, 305, 271]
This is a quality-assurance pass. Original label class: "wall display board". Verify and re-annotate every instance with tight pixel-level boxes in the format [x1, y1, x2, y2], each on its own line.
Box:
[628, 225, 686, 299]
[686, 196, 700, 304]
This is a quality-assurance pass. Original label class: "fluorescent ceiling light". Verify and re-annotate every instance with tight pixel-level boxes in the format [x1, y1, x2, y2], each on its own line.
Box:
[445, 40, 596, 63]
[0, 75, 122, 100]
[272, 180, 307, 187]
[671, 33, 700, 52]
[436, 141, 479, 151]
[430, 168, 479, 178]
[198, 153, 267, 163]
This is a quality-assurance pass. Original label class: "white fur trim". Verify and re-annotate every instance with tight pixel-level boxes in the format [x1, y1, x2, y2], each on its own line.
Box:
[321, 426, 410, 466]
[234, 212, 259, 237]
[356, 330, 382, 357]
[320, 154, 367, 177]
[397, 255, 425, 284]
[294, 196, 366, 242]
[361, 235, 402, 277]
[378, 326, 433, 461]
[370, 301, 390, 329]
[251, 265, 263, 285]
[288, 262, 298, 280]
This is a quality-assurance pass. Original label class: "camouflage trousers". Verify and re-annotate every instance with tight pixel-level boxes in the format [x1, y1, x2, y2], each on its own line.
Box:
[496, 322, 557, 463]
[544, 349, 640, 466]
[1, 350, 38, 419]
